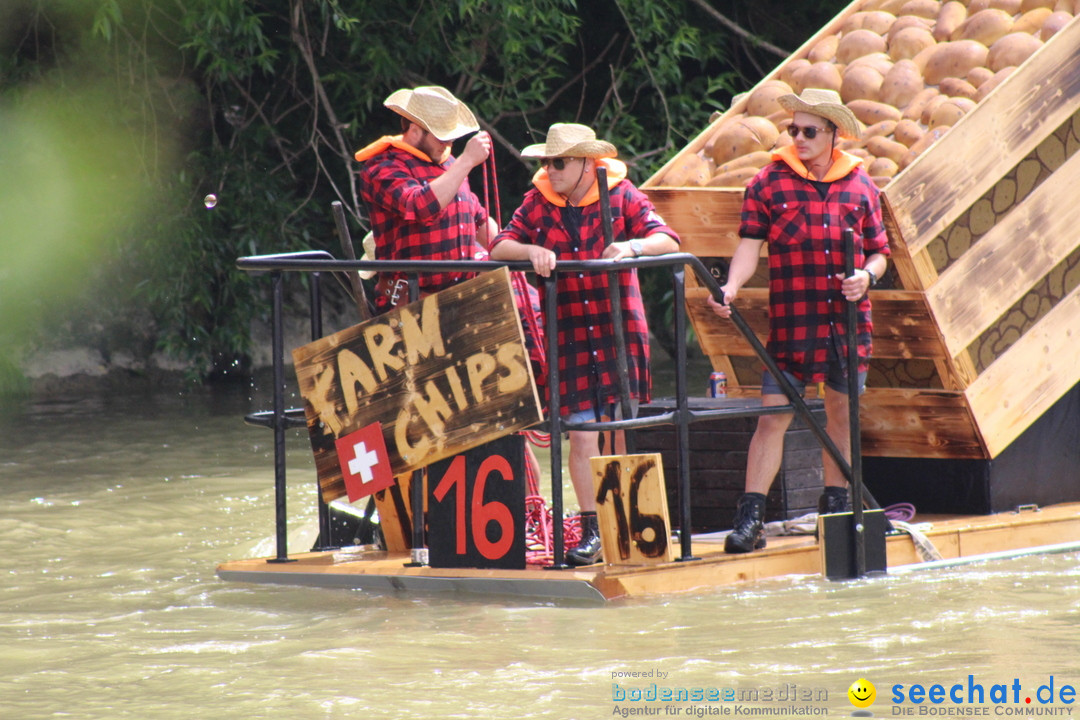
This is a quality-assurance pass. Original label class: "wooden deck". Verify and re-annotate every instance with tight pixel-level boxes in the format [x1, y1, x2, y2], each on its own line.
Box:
[217, 502, 1080, 602]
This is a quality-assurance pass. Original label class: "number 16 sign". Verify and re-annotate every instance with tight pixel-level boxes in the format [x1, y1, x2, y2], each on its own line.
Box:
[590, 453, 675, 566]
[427, 434, 526, 569]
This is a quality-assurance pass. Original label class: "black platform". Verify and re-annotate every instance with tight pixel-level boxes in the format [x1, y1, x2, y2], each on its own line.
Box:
[864, 383, 1080, 515]
[635, 397, 827, 532]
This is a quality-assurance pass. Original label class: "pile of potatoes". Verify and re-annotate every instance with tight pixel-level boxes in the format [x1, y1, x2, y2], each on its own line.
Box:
[661, 0, 1078, 189]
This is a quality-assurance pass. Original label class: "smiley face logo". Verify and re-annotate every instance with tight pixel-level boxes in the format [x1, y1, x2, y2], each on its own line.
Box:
[848, 678, 876, 709]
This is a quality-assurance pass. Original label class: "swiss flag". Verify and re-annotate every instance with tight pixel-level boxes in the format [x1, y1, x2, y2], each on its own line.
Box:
[334, 422, 395, 502]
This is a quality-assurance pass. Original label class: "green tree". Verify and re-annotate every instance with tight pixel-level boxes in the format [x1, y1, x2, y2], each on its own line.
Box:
[1, 0, 846, 382]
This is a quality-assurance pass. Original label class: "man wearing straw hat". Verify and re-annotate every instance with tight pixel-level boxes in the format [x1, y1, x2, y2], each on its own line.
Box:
[356, 86, 548, 499]
[707, 88, 891, 554]
[490, 123, 680, 566]
[355, 85, 496, 312]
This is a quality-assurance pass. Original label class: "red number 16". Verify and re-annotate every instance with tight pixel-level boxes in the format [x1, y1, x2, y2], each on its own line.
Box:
[432, 454, 515, 560]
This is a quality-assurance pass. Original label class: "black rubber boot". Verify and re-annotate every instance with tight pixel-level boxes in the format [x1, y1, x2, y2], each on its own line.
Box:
[725, 492, 767, 554]
[566, 512, 603, 566]
[818, 486, 851, 515]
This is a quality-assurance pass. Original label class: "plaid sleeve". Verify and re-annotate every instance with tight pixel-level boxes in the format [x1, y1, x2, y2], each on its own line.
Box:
[617, 182, 680, 244]
[360, 155, 443, 223]
[471, 189, 489, 229]
[490, 190, 543, 251]
[860, 172, 890, 257]
[738, 166, 773, 240]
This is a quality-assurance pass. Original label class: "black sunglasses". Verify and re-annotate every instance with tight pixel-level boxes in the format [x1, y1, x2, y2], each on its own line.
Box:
[543, 157, 576, 170]
[787, 124, 832, 140]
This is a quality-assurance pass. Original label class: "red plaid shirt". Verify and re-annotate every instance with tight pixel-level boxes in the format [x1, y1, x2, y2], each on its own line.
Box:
[492, 160, 679, 416]
[741, 147, 889, 382]
[356, 137, 488, 306]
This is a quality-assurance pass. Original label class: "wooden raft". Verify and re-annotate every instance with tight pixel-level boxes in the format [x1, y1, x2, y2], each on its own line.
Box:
[642, 8, 1080, 462]
[217, 502, 1080, 601]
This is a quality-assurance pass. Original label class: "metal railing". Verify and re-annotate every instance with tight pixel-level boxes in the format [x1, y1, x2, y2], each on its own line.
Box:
[236, 250, 880, 573]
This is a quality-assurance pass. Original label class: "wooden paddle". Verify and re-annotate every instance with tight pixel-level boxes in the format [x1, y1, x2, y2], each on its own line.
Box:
[331, 200, 371, 321]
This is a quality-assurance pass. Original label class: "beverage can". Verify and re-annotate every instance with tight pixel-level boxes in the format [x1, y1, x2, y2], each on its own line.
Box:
[709, 371, 727, 398]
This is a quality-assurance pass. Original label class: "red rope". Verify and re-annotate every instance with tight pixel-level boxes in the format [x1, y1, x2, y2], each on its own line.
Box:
[526, 501, 584, 565]
[511, 271, 549, 381]
[481, 151, 491, 222]
[525, 430, 551, 448]
[487, 152, 502, 227]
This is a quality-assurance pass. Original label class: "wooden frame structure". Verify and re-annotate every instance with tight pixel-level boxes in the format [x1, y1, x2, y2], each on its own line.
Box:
[642, 7, 1080, 463]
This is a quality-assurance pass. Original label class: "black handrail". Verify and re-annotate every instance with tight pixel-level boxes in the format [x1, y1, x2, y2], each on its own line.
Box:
[844, 228, 868, 577]
[236, 250, 879, 571]
[596, 166, 637, 454]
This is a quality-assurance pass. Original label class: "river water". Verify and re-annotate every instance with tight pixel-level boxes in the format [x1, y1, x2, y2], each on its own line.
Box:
[2, 380, 1080, 719]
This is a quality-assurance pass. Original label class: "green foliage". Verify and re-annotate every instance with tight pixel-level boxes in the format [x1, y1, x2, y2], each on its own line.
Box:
[179, 0, 279, 81]
[1, 0, 849, 380]
[0, 353, 30, 400]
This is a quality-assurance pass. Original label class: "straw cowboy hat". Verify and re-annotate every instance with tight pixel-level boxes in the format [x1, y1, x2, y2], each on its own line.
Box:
[357, 231, 377, 280]
[521, 123, 618, 159]
[384, 86, 479, 142]
[777, 88, 862, 139]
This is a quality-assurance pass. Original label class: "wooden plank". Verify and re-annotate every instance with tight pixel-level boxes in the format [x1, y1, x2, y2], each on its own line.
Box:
[644, 187, 750, 257]
[217, 503, 1080, 599]
[591, 454, 675, 566]
[927, 148, 1080, 358]
[603, 543, 823, 597]
[292, 267, 543, 503]
[851, 291, 949, 360]
[958, 519, 1075, 557]
[965, 286, 1080, 457]
[883, 17, 1080, 257]
[891, 200, 971, 392]
[860, 388, 986, 459]
[879, 191, 926, 291]
[887, 528, 960, 566]
[372, 473, 420, 552]
[686, 286, 768, 360]
[940, 354, 978, 393]
[686, 287, 950, 361]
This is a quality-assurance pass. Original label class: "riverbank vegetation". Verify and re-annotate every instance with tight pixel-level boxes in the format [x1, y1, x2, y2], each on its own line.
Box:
[1, 0, 844, 386]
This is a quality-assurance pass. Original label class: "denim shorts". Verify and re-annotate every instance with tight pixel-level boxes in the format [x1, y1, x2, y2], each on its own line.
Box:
[564, 401, 635, 426]
[761, 362, 866, 396]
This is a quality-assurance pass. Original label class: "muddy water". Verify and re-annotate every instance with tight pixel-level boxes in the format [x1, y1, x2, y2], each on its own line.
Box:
[2, 382, 1079, 719]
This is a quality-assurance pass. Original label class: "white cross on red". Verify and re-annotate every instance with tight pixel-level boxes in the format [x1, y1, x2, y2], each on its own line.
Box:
[347, 441, 380, 483]
[334, 422, 395, 502]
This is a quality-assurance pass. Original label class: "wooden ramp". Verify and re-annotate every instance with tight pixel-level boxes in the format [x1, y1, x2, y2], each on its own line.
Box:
[642, 6, 1080, 463]
[217, 502, 1080, 602]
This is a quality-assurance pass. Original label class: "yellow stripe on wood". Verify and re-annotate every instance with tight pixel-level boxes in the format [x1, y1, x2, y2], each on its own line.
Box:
[372, 473, 422, 553]
[883, 16, 1080, 258]
[965, 285, 1080, 457]
[927, 147, 1080, 359]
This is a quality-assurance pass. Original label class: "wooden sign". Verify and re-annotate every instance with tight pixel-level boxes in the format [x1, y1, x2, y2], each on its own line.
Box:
[293, 267, 543, 504]
[427, 434, 526, 569]
[590, 453, 675, 566]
